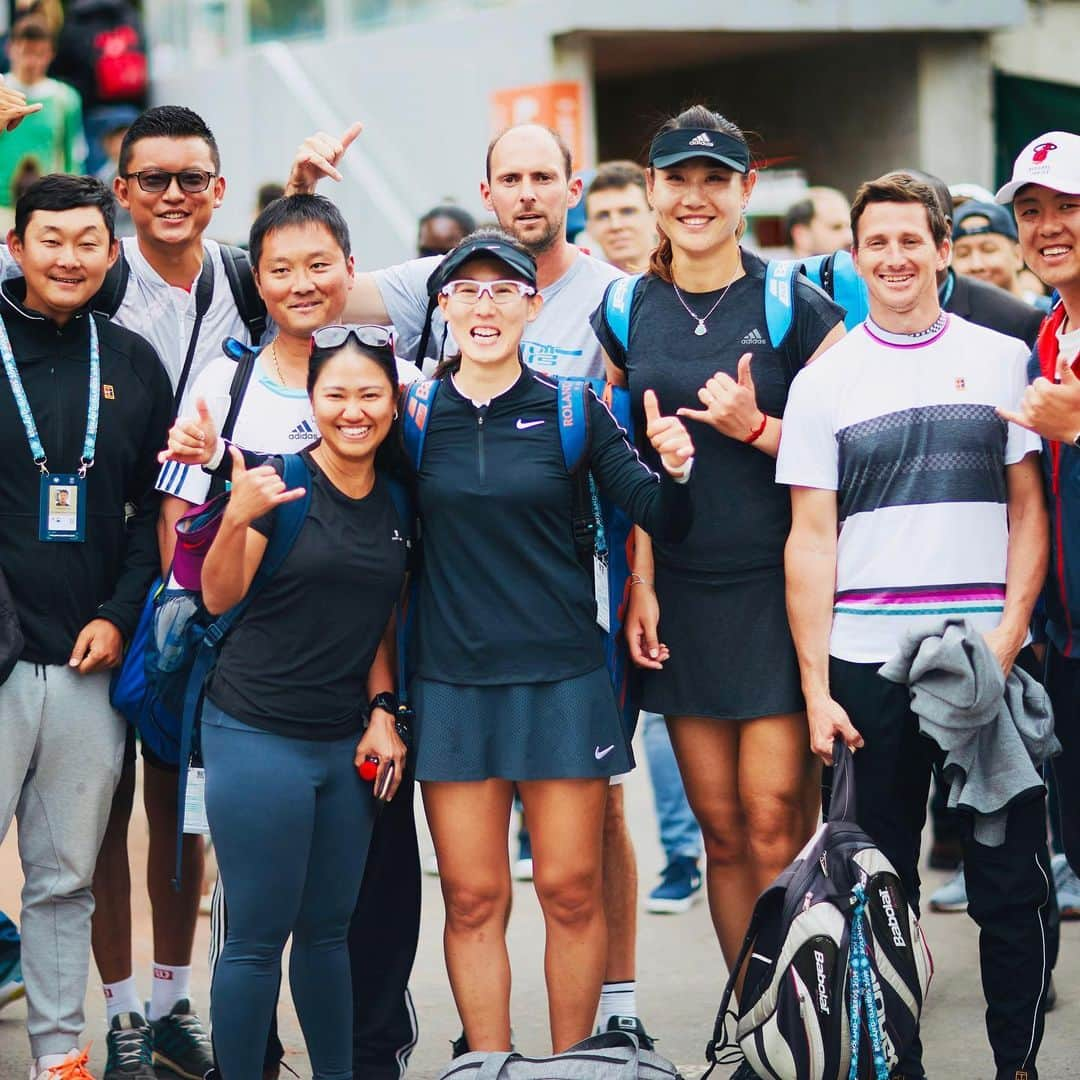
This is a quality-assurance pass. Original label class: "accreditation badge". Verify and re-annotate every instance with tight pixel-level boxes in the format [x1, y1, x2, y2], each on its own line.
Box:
[39, 473, 86, 542]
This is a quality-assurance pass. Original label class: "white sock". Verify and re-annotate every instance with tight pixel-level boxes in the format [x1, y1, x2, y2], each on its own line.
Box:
[598, 980, 637, 1028]
[103, 976, 142, 1023]
[148, 963, 191, 1021]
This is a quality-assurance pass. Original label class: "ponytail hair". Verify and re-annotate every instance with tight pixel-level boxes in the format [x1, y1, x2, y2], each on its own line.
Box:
[646, 105, 752, 284]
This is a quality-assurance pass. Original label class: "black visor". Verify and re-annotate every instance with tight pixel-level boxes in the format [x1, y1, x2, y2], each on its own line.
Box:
[427, 236, 538, 298]
[648, 128, 750, 173]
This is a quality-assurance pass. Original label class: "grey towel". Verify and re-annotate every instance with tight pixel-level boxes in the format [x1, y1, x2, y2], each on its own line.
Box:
[878, 617, 1059, 846]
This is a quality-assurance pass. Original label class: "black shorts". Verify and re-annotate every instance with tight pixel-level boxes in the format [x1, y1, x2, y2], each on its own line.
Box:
[122, 724, 178, 773]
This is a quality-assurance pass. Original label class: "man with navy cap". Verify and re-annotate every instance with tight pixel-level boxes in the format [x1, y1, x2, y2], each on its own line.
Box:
[998, 131, 1080, 887]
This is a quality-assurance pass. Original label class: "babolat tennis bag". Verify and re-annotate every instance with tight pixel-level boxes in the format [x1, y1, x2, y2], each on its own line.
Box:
[438, 1030, 682, 1080]
[705, 740, 933, 1080]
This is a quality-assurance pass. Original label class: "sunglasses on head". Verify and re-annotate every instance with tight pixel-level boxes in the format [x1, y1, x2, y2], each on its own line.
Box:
[310, 324, 395, 354]
[121, 169, 216, 194]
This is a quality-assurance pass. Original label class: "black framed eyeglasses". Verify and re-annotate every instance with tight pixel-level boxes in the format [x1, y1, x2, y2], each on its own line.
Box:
[310, 324, 394, 354]
[121, 169, 216, 194]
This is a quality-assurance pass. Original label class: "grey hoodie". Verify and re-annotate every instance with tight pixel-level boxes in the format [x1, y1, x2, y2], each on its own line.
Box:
[878, 617, 1059, 846]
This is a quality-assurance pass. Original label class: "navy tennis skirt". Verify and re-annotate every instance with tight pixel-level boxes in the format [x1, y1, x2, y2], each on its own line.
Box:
[412, 665, 633, 782]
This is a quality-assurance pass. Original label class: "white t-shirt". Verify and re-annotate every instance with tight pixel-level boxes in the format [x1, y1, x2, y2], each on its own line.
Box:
[776, 314, 1041, 664]
[115, 237, 261, 410]
[156, 351, 422, 505]
[372, 249, 624, 378]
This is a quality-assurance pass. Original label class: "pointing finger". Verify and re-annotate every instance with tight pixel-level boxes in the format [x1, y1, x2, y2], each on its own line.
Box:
[996, 405, 1033, 430]
[340, 121, 364, 153]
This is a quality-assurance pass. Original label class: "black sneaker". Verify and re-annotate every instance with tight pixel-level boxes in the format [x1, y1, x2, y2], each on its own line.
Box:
[601, 1015, 655, 1052]
[150, 998, 214, 1079]
[104, 1012, 156, 1079]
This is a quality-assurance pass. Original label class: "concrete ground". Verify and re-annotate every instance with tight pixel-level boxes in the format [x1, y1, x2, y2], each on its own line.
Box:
[2, 746, 1078, 1079]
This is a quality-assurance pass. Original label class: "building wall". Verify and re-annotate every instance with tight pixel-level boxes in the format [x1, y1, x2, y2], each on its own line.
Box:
[992, 0, 1080, 86]
[149, 0, 1028, 264]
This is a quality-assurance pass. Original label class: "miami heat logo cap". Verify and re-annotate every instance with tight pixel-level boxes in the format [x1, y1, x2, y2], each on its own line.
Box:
[995, 130, 1080, 203]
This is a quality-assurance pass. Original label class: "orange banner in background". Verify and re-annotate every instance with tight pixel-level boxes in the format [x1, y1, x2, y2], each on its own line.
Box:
[490, 81, 585, 170]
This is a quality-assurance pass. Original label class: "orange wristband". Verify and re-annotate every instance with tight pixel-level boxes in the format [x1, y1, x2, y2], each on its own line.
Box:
[744, 412, 768, 444]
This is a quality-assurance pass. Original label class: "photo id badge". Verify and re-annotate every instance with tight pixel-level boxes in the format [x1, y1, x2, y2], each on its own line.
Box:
[39, 473, 86, 542]
[183, 767, 210, 835]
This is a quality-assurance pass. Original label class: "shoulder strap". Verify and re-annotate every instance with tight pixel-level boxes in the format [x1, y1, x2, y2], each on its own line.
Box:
[91, 246, 130, 319]
[556, 377, 590, 474]
[603, 272, 644, 351]
[412, 293, 441, 370]
[764, 259, 801, 349]
[827, 249, 870, 330]
[219, 243, 268, 344]
[207, 338, 261, 499]
[173, 254, 216, 411]
[218, 338, 259, 443]
[402, 378, 440, 471]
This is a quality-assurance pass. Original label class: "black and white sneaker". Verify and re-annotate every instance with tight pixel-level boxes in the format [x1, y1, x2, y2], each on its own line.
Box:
[103, 1012, 156, 1079]
[601, 1015, 655, 1052]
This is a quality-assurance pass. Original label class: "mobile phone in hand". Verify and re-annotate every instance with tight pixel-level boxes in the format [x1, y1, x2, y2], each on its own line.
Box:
[375, 760, 395, 801]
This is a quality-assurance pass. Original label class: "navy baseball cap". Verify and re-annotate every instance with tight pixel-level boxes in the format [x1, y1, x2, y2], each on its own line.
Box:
[426, 234, 537, 298]
[952, 201, 1018, 242]
[648, 128, 750, 173]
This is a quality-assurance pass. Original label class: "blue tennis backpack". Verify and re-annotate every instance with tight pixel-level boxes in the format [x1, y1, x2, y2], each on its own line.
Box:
[603, 251, 869, 356]
[401, 375, 640, 732]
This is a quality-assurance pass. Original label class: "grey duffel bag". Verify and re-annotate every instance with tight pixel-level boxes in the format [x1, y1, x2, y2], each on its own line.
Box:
[437, 1031, 684, 1079]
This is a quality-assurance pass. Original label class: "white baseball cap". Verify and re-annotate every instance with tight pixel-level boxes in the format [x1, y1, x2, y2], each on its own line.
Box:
[995, 130, 1080, 203]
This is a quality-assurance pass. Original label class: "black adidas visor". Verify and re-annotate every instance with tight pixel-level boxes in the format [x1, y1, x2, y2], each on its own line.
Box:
[648, 128, 750, 172]
[427, 236, 538, 298]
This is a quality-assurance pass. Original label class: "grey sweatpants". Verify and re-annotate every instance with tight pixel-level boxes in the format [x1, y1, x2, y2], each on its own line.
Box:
[0, 661, 126, 1058]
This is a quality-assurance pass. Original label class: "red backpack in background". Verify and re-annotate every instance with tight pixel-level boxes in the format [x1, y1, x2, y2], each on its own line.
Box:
[93, 24, 147, 102]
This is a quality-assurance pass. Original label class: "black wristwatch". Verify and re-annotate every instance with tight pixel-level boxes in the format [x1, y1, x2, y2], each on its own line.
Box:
[369, 691, 398, 717]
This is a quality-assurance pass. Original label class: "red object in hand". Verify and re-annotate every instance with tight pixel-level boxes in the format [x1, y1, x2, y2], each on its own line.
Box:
[358, 755, 379, 782]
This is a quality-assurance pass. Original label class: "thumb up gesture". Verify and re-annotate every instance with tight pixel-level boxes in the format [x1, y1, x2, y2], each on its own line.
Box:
[222, 447, 306, 528]
[644, 390, 694, 478]
[158, 396, 220, 466]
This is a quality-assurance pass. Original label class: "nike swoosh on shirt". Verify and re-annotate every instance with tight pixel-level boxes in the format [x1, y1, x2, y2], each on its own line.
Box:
[595, 745, 615, 760]
[516, 418, 545, 430]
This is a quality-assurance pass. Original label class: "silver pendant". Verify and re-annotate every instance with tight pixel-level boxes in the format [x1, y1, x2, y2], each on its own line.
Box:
[694, 320, 707, 336]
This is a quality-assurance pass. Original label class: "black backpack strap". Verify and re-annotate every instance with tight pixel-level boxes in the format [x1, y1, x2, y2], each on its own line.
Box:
[219, 243, 268, 344]
[91, 247, 131, 319]
[412, 293, 440, 370]
[173, 255, 216, 411]
[207, 338, 260, 498]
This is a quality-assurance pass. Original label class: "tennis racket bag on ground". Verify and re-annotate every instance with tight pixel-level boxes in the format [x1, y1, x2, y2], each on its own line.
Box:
[705, 741, 933, 1080]
[438, 1031, 682, 1080]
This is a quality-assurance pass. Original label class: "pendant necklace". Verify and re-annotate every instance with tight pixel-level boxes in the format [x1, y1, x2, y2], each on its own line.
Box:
[672, 277, 736, 336]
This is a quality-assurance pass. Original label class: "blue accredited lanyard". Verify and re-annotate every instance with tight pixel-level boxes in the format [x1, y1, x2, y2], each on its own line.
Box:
[0, 310, 100, 476]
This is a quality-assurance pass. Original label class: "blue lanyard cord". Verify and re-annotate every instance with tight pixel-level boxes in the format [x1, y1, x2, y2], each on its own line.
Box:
[0, 310, 100, 475]
[847, 883, 890, 1080]
[588, 474, 608, 557]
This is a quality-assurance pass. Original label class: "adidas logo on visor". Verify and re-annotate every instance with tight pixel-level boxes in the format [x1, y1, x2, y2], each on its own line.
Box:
[688, 133, 714, 147]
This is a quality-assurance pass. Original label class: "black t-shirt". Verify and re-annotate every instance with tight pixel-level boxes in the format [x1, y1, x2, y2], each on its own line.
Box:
[207, 450, 407, 739]
[590, 251, 842, 577]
